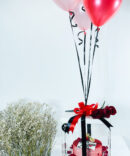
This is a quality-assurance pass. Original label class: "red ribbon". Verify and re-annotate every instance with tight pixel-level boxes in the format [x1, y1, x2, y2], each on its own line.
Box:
[69, 102, 98, 133]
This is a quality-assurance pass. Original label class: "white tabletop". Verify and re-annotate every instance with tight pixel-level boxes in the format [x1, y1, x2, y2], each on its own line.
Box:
[111, 136, 130, 156]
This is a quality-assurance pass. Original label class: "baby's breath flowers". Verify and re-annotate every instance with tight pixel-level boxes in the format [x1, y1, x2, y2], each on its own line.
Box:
[0, 100, 57, 156]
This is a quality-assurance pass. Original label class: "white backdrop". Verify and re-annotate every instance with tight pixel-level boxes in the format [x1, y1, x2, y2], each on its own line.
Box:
[0, 0, 130, 154]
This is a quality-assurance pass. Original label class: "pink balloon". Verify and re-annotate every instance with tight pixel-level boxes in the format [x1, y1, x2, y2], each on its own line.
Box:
[53, 0, 81, 12]
[73, 2, 91, 30]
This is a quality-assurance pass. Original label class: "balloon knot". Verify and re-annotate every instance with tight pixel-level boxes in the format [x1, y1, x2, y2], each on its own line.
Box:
[97, 27, 100, 32]
[69, 11, 73, 15]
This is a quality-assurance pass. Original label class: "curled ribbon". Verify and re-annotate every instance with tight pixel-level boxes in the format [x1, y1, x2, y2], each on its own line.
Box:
[62, 102, 113, 133]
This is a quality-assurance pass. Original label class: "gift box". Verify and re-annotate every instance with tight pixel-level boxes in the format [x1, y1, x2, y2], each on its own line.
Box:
[62, 118, 111, 156]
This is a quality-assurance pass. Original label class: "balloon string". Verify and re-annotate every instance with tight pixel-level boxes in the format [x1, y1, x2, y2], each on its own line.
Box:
[85, 23, 93, 105]
[77, 31, 87, 101]
[83, 32, 87, 105]
[78, 31, 84, 45]
[92, 27, 100, 62]
[69, 12, 100, 105]
[86, 27, 100, 101]
[69, 12, 85, 97]
[69, 11, 78, 27]
[83, 32, 86, 66]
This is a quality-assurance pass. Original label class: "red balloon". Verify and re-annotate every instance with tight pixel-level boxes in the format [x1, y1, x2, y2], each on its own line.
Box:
[83, 0, 122, 27]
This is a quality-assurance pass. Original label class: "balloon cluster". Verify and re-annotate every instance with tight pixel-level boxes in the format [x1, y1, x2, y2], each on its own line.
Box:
[53, 0, 122, 30]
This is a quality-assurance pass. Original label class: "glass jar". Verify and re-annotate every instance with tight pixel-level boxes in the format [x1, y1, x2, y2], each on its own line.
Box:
[62, 118, 111, 156]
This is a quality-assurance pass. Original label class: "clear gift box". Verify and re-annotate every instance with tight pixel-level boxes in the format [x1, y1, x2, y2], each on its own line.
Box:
[62, 118, 111, 156]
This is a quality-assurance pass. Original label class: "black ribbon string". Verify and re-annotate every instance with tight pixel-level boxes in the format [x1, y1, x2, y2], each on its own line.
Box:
[77, 31, 84, 45]
[82, 31, 87, 155]
[76, 23, 97, 106]
[69, 13, 100, 110]
[77, 31, 88, 103]
[83, 32, 87, 104]
[69, 12, 85, 96]
[77, 31, 87, 98]
[83, 32, 86, 66]
[69, 11, 78, 28]
[85, 23, 93, 104]
[86, 27, 100, 102]
[92, 28, 100, 62]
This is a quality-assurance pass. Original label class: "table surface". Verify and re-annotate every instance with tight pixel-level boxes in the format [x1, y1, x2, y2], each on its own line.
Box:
[112, 136, 130, 156]
[51, 136, 130, 156]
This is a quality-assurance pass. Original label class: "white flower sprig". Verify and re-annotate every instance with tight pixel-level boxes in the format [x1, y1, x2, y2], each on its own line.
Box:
[0, 100, 57, 156]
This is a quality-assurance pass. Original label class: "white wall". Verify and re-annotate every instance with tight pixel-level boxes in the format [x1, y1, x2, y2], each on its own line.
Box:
[0, 0, 130, 150]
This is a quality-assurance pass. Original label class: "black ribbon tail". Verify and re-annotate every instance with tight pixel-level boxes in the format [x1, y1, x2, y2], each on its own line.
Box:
[100, 118, 113, 129]
[62, 116, 77, 133]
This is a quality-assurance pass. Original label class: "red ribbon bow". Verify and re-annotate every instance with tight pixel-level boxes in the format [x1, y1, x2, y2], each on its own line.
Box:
[69, 102, 98, 133]
[74, 102, 98, 116]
